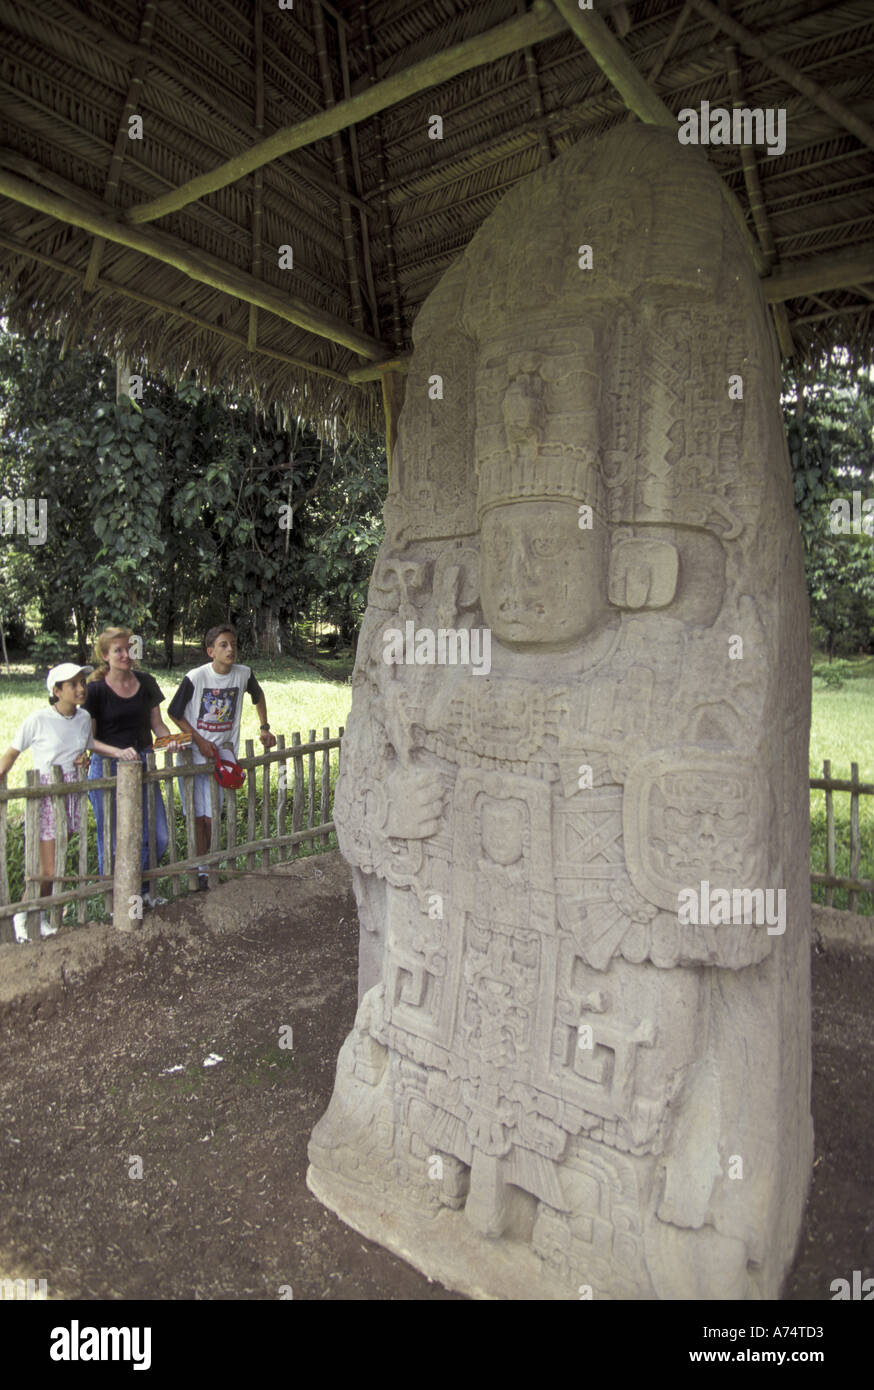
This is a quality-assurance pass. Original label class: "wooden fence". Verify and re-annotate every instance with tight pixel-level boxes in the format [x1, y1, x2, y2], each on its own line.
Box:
[0, 728, 342, 943]
[809, 759, 874, 911]
[1, 747, 871, 943]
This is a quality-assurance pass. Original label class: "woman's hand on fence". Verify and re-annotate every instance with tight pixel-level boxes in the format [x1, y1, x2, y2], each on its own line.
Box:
[117, 746, 140, 761]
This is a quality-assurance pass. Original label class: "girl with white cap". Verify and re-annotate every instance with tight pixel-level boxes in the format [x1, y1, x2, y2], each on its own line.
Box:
[0, 663, 122, 940]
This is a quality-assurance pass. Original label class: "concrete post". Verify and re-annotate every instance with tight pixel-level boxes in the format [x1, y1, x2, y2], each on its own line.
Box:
[113, 759, 142, 929]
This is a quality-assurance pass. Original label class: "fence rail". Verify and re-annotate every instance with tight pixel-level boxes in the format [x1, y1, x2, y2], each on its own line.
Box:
[1, 746, 871, 943]
[0, 728, 343, 943]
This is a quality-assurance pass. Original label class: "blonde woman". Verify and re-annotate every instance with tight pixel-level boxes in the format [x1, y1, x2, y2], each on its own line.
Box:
[84, 628, 177, 908]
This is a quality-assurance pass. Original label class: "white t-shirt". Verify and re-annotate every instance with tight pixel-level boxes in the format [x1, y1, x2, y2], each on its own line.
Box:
[168, 662, 263, 764]
[12, 706, 93, 775]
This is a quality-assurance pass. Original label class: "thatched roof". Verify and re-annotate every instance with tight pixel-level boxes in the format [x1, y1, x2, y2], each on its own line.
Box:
[0, 0, 872, 436]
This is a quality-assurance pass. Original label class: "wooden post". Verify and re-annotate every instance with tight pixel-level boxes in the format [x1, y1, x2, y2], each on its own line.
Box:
[381, 370, 406, 480]
[182, 753, 198, 892]
[824, 759, 835, 908]
[113, 758, 143, 929]
[208, 773, 221, 889]
[102, 756, 114, 917]
[246, 738, 257, 873]
[261, 749, 271, 870]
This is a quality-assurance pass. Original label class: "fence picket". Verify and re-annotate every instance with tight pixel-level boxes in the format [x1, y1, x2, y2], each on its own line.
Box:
[49, 765, 67, 933]
[164, 750, 180, 898]
[102, 756, 114, 918]
[291, 732, 303, 860]
[145, 751, 158, 898]
[275, 734, 287, 862]
[24, 769, 41, 942]
[308, 728, 316, 845]
[181, 750, 198, 892]
[246, 738, 257, 873]
[77, 775, 89, 926]
[262, 744, 270, 870]
[320, 726, 330, 847]
[850, 760, 861, 913]
[0, 771, 9, 943]
[824, 759, 835, 908]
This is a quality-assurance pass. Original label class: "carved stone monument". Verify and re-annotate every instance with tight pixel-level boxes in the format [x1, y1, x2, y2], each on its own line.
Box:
[307, 125, 812, 1300]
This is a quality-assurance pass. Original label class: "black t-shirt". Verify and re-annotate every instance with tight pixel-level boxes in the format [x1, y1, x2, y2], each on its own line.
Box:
[83, 671, 165, 751]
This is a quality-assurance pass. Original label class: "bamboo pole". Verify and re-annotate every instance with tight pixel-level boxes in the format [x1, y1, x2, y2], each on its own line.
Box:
[722, 33, 794, 358]
[689, 0, 874, 154]
[313, 0, 365, 333]
[0, 167, 384, 359]
[125, 3, 567, 225]
[248, 0, 264, 353]
[84, 0, 159, 290]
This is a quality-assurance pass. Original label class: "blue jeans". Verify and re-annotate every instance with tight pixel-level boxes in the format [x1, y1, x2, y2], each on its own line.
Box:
[88, 750, 169, 894]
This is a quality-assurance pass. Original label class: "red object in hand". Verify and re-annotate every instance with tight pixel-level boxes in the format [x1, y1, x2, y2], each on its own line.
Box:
[213, 755, 245, 790]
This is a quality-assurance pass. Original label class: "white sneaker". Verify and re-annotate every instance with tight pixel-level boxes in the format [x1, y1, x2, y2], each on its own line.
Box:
[39, 912, 58, 938]
[12, 911, 29, 943]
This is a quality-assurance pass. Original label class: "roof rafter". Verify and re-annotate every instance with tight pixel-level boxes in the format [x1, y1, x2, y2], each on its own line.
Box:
[0, 164, 385, 358]
[124, 1, 568, 225]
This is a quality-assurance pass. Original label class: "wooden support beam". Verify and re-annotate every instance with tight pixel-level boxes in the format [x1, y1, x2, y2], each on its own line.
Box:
[762, 242, 874, 303]
[551, 0, 676, 126]
[721, 17, 794, 357]
[0, 230, 353, 383]
[688, 0, 874, 153]
[551, 0, 766, 275]
[248, 0, 264, 352]
[84, 0, 159, 291]
[0, 165, 385, 358]
[381, 370, 406, 480]
[313, 0, 365, 332]
[125, 2, 567, 224]
[348, 356, 410, 383]
[339, 12, 380, 335]
[360, 0, 404, 352]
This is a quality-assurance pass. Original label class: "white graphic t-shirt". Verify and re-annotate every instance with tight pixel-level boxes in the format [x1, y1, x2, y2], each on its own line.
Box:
[168, 663, 263, 764]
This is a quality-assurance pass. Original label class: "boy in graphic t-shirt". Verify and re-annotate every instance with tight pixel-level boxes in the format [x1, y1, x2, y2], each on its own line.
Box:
[168, 626, 276, 889]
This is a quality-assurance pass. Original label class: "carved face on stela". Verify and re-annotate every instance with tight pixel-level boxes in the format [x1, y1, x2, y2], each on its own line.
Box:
[475, 328, 610, 650]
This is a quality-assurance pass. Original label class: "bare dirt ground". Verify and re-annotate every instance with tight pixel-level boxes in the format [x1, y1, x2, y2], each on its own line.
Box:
[0, 855, 870, 1301]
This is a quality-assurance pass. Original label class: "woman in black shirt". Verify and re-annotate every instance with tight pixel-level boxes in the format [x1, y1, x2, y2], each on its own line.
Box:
[85, 627, 177, 907]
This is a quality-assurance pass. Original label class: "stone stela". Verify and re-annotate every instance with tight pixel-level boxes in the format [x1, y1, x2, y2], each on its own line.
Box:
[307, 125, 813, 1301]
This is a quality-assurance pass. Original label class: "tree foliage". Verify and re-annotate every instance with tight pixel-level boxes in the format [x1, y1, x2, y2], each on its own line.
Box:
[0, 329, 386, 663]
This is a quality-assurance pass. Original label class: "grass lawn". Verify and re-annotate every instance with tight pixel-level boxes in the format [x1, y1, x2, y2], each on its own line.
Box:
[2, 645, 873, 914]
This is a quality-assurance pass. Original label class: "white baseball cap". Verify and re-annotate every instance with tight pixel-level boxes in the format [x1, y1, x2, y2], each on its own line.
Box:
[46, 663, 93, 691]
